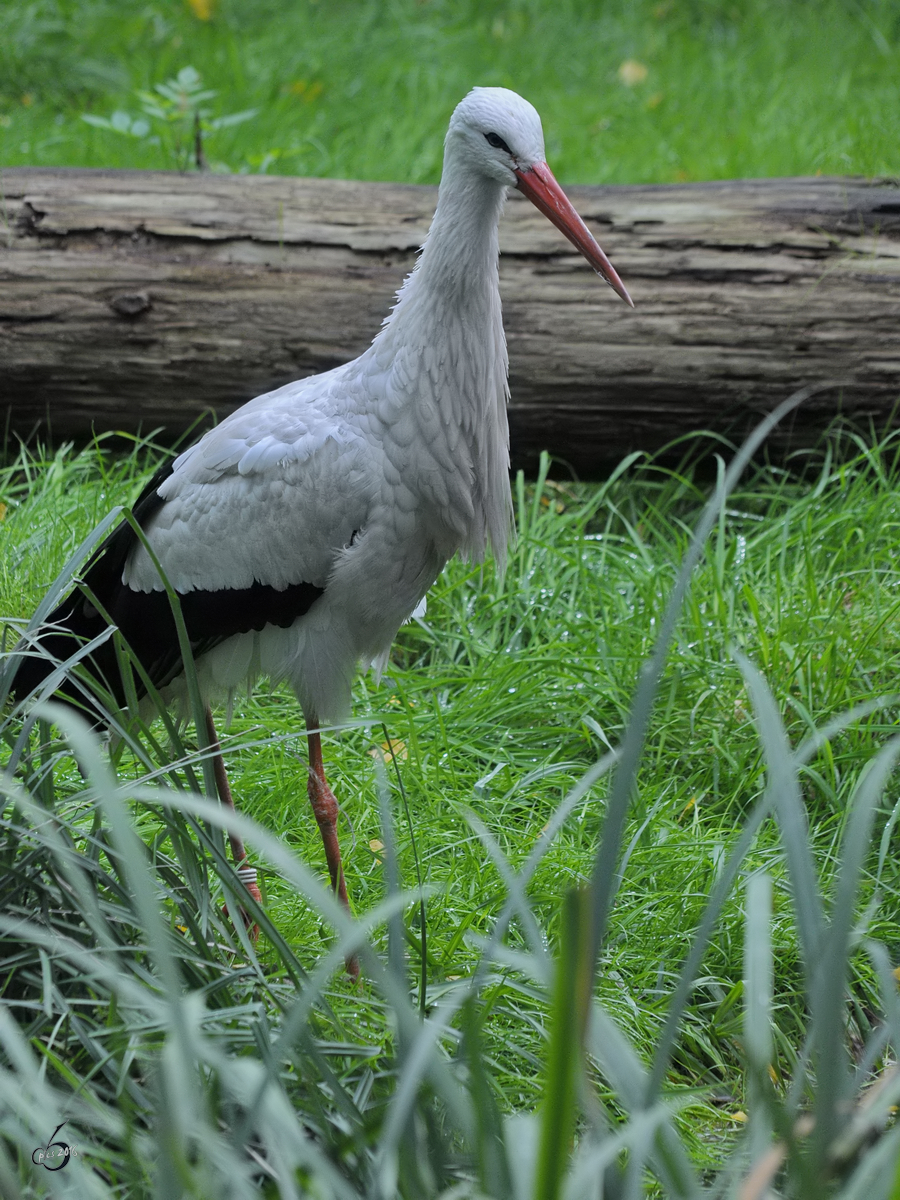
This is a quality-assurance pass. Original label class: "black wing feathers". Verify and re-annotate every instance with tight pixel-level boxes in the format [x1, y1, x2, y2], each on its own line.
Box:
[12, 457, 324, 719]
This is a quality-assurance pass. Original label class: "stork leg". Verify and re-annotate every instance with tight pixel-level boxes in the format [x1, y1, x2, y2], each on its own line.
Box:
[204, 705, 262, 933]
[307, 720, 359, 979]
[306, 722, 350, 907]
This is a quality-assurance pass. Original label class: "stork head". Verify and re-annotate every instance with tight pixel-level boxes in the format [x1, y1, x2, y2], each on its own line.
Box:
[447, 86, 633, 307]
[447, 87, 547, 185]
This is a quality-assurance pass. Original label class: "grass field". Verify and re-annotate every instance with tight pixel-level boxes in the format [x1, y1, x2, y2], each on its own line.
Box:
[1, 0, 899, 184]
[4, 424, 900, 1192]
[4, 0, 900, 1194]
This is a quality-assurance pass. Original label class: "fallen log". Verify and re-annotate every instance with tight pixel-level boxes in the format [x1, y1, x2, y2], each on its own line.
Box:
[1, 167, 898, 474]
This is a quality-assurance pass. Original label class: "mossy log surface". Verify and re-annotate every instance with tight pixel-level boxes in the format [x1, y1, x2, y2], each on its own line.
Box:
[2, 167, 898, 473]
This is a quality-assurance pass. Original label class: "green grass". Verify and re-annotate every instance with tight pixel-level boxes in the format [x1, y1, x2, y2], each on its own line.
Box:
[3, 426, 900, 1191]
[3, 1, 900, 1190]
[1, 0, 898, 184]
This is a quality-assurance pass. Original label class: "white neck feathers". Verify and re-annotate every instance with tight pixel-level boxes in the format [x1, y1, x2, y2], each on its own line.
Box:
[367, 146, 514, 568]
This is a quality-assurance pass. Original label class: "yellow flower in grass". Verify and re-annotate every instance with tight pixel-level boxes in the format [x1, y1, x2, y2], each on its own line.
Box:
[186, 0, 214, 20]
[369, 739, 407, 763]
[618, 59, 648, 87]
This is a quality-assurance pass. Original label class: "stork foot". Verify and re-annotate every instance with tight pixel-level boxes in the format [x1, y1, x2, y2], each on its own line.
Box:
[223, 863, 263, 942]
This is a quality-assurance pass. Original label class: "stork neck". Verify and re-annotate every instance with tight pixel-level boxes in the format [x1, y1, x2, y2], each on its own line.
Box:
[380, 170, 508, 344]
[421, 171, 508, 287]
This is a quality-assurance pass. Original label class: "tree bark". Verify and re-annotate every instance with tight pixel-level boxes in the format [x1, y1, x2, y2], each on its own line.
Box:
[1, 167, 898, 475]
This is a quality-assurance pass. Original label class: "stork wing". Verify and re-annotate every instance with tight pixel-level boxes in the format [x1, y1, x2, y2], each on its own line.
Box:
[26, 370, 379, 705]
[127, 369, 377, 596]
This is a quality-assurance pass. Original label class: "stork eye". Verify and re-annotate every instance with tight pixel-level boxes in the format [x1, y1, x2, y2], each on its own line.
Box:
[484, 132, 512, 154]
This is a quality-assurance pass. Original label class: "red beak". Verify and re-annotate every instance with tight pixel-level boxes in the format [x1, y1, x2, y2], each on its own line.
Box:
[515, 162, 634, 307]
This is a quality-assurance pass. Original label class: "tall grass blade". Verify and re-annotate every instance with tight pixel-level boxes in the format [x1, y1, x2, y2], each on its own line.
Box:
[588, 386, 821, 973]
[586, 1005, 700, 1200]
[644, 785, 775, 1101]
[533, 887, 592, 1200]
[735, 651, 825, 992]
[459, 995, 513, 1200]
[812, 734, 900, 1160]
[744, 872, 774, 1164]
[382, 721, 427, 1016]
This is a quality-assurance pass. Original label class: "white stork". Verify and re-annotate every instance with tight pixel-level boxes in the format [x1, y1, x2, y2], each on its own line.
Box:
[13, 87, 632, 926]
